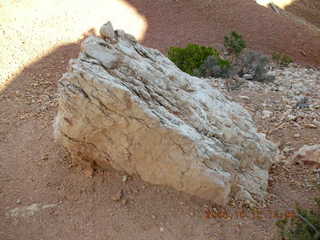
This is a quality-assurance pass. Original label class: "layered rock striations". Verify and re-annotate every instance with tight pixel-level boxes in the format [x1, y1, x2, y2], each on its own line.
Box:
[54, 22, 277, 204]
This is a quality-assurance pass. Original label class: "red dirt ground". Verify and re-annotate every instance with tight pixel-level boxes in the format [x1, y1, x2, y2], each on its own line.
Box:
[1, 1, 319, 239]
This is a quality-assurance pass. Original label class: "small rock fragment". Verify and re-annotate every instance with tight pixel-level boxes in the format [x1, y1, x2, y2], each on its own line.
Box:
[304, 123, 317, 129]
[112, 190, 123, 201]
[41, 154, 49, 161]
[294, 133, 301, 138]
[283, 146, 294, 154]
[6, 203, 57, 217]
[295, 96, 309, 109]
[99, 22, 115, 40]
[287, 114, 296, 121]
[83, 168, 94, 177]
[293, 145, 320, 164]
[121, 199, 128, 205]
[122, 175, 128, 183]
[312, 119, 320, 126]
[243, 74, 254, 80]
[262, 110, 273, 119]
[239, 96, 250, 100]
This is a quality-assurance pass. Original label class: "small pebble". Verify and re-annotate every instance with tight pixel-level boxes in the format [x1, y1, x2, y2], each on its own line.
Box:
[239, 96, 250, 100]
[112, 190, 123, 201]
[287, 114, 296, 121]
[122, 175, 128, 183]
[294, 133, 301, 138]
[305, 123, 317, 129]
[121, 199, 128, 205]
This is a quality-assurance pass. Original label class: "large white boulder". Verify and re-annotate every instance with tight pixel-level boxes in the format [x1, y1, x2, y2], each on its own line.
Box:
[54, 22, 278, 205]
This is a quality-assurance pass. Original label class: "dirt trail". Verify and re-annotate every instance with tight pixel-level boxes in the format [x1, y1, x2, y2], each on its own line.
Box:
[1, 0, 320, 239]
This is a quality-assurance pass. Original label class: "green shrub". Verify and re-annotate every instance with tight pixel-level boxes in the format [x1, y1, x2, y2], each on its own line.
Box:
[276, 199, 320, 240]
[224, 31, 246, 57]
[195, 55, 233, 78]
[167, 33, 274, 84]
[167, 44, 219, 75]
[272, 52, 293, 67]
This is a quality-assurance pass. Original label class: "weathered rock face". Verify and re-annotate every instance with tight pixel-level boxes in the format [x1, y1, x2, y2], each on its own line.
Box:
[54, 22, 278, 205]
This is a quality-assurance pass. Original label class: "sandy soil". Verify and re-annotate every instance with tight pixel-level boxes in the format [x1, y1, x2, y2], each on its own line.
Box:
[1, 0, 320, 239]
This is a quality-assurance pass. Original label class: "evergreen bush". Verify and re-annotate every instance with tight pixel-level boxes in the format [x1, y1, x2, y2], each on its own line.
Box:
[167, 44, 219, 75]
